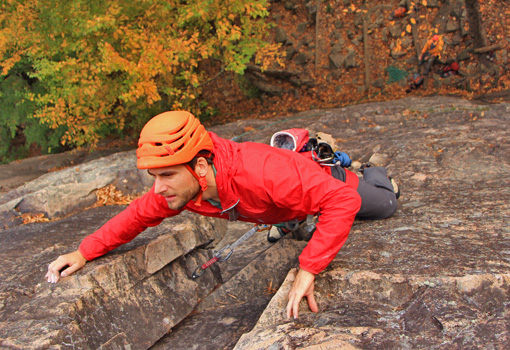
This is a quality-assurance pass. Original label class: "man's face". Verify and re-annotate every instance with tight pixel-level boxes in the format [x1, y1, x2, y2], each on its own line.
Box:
[148, 164, 199, 210]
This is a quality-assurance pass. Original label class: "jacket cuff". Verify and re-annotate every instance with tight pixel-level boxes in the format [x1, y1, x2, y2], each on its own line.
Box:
[298, 264, 317, 275]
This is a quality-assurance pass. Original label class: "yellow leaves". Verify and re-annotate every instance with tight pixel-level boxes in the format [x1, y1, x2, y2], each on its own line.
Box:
[94, 184, 138, 207]
[410, 18, 416, 25]
[189, 74, 199, 88]
[199, 45, 213, 59]
[245, 2, 268, 18]
[255, 43, 284, 70]
[113, 29, 121, 41]
[121, 80, 161, 105]
[229, 25, 241, 42]
[21, 213, 49, 224]
[1, 52, 21, 75]
[406, 24, 412, 33]
[2, 0, 274, 148]
[395, 41, 402, 52]
[185, 10, 195, 21]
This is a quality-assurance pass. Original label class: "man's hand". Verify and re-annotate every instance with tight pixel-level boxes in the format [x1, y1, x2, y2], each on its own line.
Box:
[286, 268, 319, 319]
[46, 250, 87, 283]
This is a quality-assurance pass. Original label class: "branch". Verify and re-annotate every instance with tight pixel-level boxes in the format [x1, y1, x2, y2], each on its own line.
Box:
[473, 44, 502, 54]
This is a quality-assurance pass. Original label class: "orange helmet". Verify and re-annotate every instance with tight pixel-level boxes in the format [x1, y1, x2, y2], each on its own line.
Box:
[432, 34, 439, 41]
[137, 111, 214, 169]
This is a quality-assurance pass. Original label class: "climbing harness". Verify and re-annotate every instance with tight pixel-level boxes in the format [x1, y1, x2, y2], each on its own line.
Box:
[192, 224, 270, 279]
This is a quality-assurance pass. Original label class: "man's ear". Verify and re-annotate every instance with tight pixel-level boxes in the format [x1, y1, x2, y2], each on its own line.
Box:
[194, 157, 209, 177]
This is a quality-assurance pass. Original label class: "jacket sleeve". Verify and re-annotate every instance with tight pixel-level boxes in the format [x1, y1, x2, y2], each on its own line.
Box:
[298, 174, 361, 274]
[257, 151, 361, 275]
[79, 186, 180, 261]
[434, 39, 444, 57]
[420, 40, 430, 55]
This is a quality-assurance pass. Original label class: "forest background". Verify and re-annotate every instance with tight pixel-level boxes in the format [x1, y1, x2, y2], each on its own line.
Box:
[1, 0, 508, 164]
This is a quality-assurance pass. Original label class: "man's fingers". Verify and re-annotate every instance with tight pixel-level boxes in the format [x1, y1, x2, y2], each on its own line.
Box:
[307, 294, 319, 313]
[47, 269, 60, 283]
[50, 260, 67, 274]
[46, 256, 69, 283]
[285, 293, 302, 319]
[292, 299, 300, 319]
[60, 263, 80, 278]
[286, 294, 295, 319]
[46, 251, 87, 283]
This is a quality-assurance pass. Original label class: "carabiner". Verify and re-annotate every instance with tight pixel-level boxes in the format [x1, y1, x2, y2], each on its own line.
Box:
[192, 266, 205, 280]
[215, 245, 234, 261]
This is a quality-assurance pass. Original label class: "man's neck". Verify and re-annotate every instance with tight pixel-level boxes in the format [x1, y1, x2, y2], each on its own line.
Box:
[202, 164, 220, 202]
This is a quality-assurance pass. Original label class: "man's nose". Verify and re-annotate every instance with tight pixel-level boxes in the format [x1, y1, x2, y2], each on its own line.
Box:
[153, 177, 166, 195]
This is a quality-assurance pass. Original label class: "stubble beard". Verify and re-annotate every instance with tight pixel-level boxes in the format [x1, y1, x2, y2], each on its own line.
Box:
[167, 185, 201, 211]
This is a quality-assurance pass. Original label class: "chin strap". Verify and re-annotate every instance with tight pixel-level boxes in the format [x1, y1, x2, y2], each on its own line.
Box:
[184, 164, 207, 206]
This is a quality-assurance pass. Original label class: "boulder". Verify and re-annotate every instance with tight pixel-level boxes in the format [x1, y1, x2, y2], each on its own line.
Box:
[275, 27, 288, 44]
[389, 24, 402, 38]
[152, 225, 307, 350]
[329, 52, 345, 69]
[235, 271, 510, 349]
[344, 48, 358, 68]
[0, 151, 149, 222]
[0, 207, 226, 349]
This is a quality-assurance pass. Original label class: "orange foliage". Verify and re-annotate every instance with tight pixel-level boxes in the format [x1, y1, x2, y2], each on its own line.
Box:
[0, 0, 279, 148]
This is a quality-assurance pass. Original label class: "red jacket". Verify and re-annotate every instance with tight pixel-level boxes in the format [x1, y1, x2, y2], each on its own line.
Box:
[80, 133, 361, 274]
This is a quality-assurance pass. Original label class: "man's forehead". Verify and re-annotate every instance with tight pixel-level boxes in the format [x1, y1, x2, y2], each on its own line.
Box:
[147, 164, 183, 175]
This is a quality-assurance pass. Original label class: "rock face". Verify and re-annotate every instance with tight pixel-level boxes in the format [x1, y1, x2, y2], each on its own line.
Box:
[0, 97, 509, 349]
[232, 96, 510, 349]
[235, 270, 510, 349]
[0, 207, 227, 349]
[0, 150, 151, 224]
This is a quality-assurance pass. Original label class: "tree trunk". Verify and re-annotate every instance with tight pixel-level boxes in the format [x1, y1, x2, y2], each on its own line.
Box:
[465, 0, 491, 67]
[465, 0, 488, 48]
[466, 0, 487, 49]
[406, 0, 421, 59]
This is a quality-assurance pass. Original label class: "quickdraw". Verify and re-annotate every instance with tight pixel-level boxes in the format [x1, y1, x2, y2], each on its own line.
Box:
[192, 224, 270, 280]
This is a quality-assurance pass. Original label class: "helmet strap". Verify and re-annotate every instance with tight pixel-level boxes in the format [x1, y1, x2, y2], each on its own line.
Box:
[184, 164, 208, 206]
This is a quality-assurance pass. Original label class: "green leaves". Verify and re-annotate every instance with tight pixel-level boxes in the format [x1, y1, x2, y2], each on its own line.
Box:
[0, 0, 276, 158]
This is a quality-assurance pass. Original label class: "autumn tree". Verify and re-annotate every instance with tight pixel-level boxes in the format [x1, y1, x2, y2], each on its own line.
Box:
[0, 0, 278, 162]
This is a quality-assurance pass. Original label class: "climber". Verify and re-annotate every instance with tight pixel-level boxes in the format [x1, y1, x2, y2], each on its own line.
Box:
[267, 128, 399, 242]
[46, 111, 400, 319]
[440, 61, 460, 78]
[390, 6, 407, 20]
[419, 34, 444, 75]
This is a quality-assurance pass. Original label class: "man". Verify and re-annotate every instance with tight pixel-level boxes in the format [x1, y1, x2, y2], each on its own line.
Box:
[419, 34, 444, 75]
[46, 111, 398, 319]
